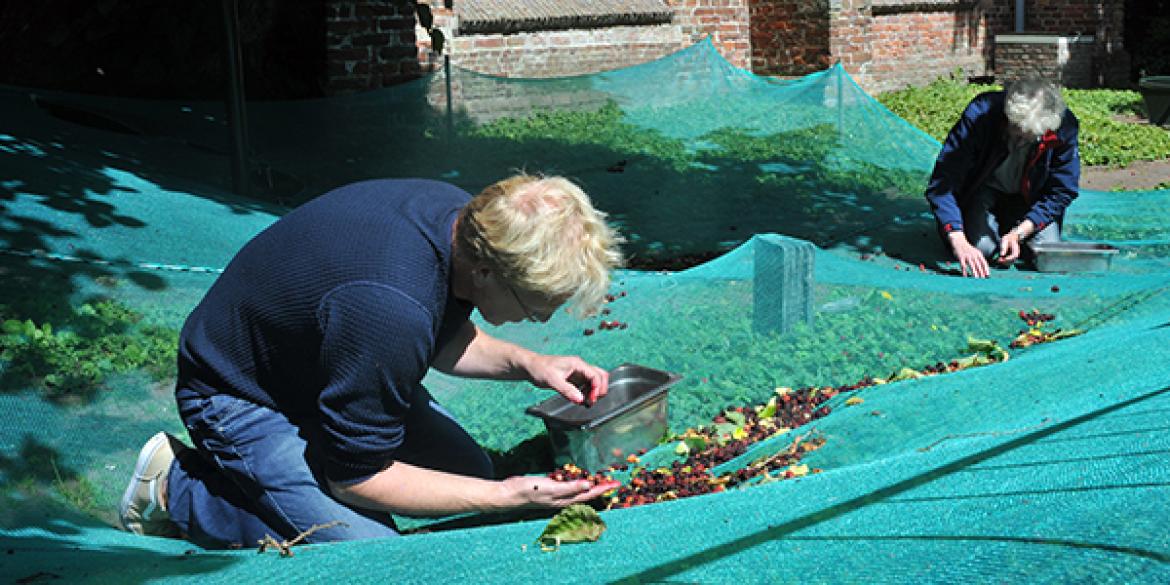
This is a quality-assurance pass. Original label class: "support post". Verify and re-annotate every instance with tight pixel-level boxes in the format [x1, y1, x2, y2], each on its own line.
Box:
[222, 0, 251, 196]
[752, 234, 815, 335]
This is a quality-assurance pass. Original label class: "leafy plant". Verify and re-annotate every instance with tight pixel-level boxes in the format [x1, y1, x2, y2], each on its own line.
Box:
[0, 298, 178, 403]
[878, 79, 1170, 167]
[470, 101, 693, 169]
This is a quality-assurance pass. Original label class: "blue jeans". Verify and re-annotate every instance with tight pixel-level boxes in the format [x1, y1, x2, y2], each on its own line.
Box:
[961, 185, 1061, 261]
[167, 386, 493, 549]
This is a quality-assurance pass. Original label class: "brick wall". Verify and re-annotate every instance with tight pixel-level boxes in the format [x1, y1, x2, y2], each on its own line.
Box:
[673, 0, 752, 69]
[326, 1, 420, 92]
[1023, 0, 1128, 86]
[426, 1, 749, 80]
[828, 0, 995, 93]
[750, 0, 832, 75]
[325, 0, 1130, 97]
[438, 24, 686, 79]
[995, 34, 1096, 88]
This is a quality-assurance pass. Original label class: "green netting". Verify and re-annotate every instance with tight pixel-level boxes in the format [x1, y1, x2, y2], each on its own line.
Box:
[3, 39, 1170, 583]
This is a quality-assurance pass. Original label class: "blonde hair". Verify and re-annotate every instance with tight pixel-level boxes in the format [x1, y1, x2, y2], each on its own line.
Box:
[1005, 77, 1066, 137]
[456, 174, 625, 317]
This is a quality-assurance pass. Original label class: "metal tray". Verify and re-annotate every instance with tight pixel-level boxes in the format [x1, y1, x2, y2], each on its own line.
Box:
[1032, 241, 1119, 273]
[525, 363, 681, 471]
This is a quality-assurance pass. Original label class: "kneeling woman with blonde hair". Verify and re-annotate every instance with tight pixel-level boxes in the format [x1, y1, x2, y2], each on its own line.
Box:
[119, 173, 624, 548]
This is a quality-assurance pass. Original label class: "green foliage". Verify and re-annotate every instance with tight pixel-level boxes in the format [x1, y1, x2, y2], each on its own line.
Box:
[0, 298, 178, 403]
[1064, 88, 1170, 167]
[470, 102, 692, 169]
[473, 103, 928, 198]
[877, 76, 996, 140]
[878, 79, 1170, 167]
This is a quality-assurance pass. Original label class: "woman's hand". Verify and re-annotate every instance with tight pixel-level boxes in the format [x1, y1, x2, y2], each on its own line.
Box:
[523, 354, 610, 405]
[502, 475, 621, 508]
[949, 232, 990, 278]
[998, 231, 1022, 264]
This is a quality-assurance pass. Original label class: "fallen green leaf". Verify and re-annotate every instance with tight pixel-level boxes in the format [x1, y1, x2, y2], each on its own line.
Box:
[537, 504, 607, 551]
[758, 396, 778, 419]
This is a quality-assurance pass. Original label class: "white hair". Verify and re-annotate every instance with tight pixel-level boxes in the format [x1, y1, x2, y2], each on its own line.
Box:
[1004, 78, 1066, 137]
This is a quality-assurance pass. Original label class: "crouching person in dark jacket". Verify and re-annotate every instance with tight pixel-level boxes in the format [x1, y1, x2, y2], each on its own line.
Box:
[925, 77, 1080, 278]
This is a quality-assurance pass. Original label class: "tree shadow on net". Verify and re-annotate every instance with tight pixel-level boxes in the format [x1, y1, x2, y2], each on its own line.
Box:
[0, 434, 240, 584]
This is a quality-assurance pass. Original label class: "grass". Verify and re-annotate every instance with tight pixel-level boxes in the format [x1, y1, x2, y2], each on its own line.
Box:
[876, 75, 1170, 167]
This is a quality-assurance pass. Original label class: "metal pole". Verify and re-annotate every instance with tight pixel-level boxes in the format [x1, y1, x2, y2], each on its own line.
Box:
[837, 62, 844, 147]
[445, 53, 453, 146]
[1015, 0, 1025, 32]
[445, 0, 454, 147]
[222, 0, 251, 196]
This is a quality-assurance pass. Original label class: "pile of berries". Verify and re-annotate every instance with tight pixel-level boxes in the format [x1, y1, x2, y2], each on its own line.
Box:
[550, 308, 1076, 511]
[1018, 309, 1056, 327]
[545, 381, 861, 509]
[1010, 309, 1077, 348]
[547, 463, 616, 486]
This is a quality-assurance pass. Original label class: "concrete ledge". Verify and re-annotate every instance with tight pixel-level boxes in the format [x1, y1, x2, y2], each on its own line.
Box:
[870, 0, 977, 16]
[458, 0, 673, 35]
[995, 34, 1096, 45]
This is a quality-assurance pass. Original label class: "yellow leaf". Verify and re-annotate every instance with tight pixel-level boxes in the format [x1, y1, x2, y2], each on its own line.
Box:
[785, 464, 810, 478]
[880, 291, 893, 301]
[732, 427, 748, 440]
[845, 396, 864, 406]
[674, 441, 690, 455]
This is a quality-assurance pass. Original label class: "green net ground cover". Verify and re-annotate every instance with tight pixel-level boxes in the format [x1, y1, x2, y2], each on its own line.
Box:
[2, 39, 1170, 583]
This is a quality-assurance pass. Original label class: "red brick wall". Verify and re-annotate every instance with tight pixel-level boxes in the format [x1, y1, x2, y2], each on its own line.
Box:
[827, 0, 994, 93]
[673, 0, 752, 68]
[431, 1, 750, 79]
[865, 5, 993, 91]
[749, 0, 832, 75]
[324, 0, 1129, 96]
[437, 25, 687, 79]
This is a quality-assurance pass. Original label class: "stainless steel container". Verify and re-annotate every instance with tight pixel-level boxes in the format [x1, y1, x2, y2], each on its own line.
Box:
[525, 363, 681, 472]
[1032, 242, 1119, 273]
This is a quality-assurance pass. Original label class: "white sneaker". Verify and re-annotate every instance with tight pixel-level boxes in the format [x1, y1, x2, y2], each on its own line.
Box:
[118, 432, 181, 537]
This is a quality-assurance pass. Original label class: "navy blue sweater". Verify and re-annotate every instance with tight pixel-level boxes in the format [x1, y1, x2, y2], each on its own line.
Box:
[177, 179, 473, 483]
[925, 91, 1080, 235]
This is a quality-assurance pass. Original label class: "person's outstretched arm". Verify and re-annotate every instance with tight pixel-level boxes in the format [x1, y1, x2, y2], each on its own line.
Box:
[329, 461, 617, 518]
[433, 319, 609, 404]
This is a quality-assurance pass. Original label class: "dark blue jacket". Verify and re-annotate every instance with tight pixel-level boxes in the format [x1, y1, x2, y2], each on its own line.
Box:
[925, 91, 1080, 234]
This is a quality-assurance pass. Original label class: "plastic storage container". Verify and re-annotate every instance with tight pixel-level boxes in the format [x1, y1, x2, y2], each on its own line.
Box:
[1033, 241, 1119, 273]
[525, 363, 682, 472]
